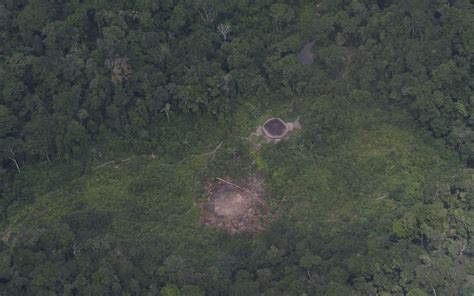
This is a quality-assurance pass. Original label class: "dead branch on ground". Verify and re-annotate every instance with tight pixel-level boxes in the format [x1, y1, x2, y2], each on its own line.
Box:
[215, 177, 253, 195]
[92, 156, 137, 171]
[179, 141, 223, 163]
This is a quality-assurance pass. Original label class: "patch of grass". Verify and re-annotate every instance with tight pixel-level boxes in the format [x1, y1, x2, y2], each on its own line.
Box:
[261, 105, 459, 236]
[4, 99, 463, 280]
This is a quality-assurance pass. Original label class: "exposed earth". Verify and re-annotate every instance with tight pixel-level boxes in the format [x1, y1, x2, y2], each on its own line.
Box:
[200, 176, 268, 233]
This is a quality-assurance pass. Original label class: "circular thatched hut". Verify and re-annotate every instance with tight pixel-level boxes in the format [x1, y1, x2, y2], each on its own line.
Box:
[262, 118, 289, 139]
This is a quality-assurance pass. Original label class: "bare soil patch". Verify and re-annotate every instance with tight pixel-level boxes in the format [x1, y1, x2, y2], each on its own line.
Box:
[200, 176, 268, 233]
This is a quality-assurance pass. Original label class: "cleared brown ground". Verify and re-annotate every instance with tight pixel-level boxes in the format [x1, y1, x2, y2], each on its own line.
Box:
[200, 176, 268, 233]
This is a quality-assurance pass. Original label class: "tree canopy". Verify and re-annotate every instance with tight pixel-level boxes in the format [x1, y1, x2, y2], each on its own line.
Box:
[0, 0, 473, 295]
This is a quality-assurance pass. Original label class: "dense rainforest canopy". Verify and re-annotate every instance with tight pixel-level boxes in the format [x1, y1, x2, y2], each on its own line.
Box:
[0, 0, 473, 295]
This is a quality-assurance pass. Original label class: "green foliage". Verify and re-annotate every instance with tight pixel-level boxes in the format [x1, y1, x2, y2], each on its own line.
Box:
[0, 0, 472, 295]
[161, 284, 180, 296]
[0, 105, 17, 137]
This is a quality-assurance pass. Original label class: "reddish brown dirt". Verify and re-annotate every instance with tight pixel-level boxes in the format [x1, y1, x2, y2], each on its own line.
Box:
[200, 176, 268, 233]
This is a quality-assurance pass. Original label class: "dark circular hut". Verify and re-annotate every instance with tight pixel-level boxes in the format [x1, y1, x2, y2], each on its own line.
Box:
[262, 118, 288, 139]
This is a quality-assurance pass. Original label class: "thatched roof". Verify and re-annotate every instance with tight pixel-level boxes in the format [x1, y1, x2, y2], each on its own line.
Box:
[262, 118, 288, 139]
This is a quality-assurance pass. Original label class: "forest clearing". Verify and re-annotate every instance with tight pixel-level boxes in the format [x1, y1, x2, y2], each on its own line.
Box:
[0, 1, 472, 295]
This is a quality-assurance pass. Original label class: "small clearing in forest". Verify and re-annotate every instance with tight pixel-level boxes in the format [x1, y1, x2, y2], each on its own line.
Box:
[200, 176, 268, 233]
[240, 117, 301, 149]
[257, 117, 301, 144]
